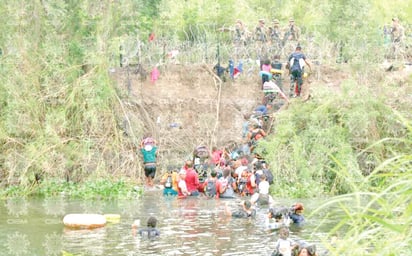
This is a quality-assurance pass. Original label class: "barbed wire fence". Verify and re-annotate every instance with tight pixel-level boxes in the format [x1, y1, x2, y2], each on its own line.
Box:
[113, 23, 412, 179]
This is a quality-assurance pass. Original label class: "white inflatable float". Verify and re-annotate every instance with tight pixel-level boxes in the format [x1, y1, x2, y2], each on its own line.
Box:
[63, 214, 107, 229]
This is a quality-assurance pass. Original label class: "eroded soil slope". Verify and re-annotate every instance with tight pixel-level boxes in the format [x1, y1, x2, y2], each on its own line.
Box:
[111, 63, 271, 164]
[111, 62, 411, 166]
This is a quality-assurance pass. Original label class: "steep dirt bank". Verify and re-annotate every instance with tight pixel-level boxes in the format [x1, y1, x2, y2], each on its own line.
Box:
[110, 61, 411, 167]
[111, 63, 265, 165]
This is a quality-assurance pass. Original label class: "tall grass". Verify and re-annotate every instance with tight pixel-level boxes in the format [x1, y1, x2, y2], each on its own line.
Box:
[312, 147, 411, 255]
[257, 79, 411, 198]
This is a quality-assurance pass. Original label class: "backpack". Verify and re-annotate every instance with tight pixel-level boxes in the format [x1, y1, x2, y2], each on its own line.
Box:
[205, 179, 217, 198]
[195, 146, 209, 158]
[263, 169, 274, 185]
[289, 54, 305, 73]
[164, 175, 173, 189]
[248, 130, 264, 146]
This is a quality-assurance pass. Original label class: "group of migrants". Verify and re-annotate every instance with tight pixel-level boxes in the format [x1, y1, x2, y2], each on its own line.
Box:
[216, 17, 313, 102]
[138, 125, 315, 255]
[136, 17, 370, 256]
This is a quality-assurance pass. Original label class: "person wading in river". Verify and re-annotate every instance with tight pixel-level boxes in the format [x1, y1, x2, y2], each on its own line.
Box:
[140, 143, 158, 187]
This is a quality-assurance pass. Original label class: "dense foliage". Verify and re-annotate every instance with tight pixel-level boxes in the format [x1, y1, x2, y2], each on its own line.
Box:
[0, 1, 411, 255]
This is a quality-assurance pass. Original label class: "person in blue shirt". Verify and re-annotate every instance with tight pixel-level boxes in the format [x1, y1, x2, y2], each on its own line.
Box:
[224, 200, 256, 218]
[132, 216, 160, 239]
[254, 104, 268, 115]
[289, 203, 305, 224]
[287, 45, 311, 97]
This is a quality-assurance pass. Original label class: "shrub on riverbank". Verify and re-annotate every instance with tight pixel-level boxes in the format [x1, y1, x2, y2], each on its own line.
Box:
[312, 149, 412, 255]
[0, 179, 142, 199]
[259, 79, 411, 197]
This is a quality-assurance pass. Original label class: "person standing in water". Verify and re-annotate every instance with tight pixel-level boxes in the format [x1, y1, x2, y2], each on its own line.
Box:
[140, 141, 158, 187]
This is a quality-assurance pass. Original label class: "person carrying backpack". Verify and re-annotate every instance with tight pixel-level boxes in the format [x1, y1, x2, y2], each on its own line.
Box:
[140, 143, 158, 187]
[132, 216, 160, 239]
[219, 167, 237, 198]
[160, 166, 178, 196]
[247, 123, 266, 152]
[203, 170, 222, 198]
[287, 45, 312, 98]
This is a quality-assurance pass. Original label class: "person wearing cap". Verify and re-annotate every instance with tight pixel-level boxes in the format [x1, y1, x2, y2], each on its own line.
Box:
[289, 203, 305, 224]
[255, 19, 268, 42]
[269, 19, 283, 48]
[284, 18, 301, 41]
[233, 19, 250, 47]
[140, 140, 158, 187]
[254, 19, 269, 56]
[390, 17, 405, 44]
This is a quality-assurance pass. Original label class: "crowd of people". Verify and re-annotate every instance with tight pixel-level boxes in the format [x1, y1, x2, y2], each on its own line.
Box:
[133, 16, 409, 256]
[232, 18, 301, 54]
[134, 16, 377, 255]
[138, 129, 313, 254]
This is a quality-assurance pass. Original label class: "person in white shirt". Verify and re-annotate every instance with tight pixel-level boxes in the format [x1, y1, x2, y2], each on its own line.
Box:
[177, 169, 191, 198]
[272, 227, 297, 256]
[250, 174, 274, 206]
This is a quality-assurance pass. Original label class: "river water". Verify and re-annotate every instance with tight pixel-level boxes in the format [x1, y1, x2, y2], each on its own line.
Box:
[0, 190, 336, 256]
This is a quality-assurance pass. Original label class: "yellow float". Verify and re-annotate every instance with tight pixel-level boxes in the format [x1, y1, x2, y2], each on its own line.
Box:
[104, 214, 121, 223]
[63, 214, 106, 229]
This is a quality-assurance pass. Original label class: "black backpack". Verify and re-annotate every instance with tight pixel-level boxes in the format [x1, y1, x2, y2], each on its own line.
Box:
[205, 180, 217, 197]
[263, 169, 274, 185]
[164, 175, 173, 188]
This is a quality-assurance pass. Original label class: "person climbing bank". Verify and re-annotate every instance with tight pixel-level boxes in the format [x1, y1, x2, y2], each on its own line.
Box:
[140, 142, 158, 187]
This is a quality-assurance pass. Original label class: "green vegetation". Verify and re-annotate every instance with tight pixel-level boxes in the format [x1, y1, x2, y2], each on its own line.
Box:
[0, 1, 411, 253]
[260, 81, 411, 198]
[0, 179, 142, 199]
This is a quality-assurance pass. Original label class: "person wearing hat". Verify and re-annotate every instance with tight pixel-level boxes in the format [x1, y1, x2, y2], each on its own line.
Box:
[390, 17, 405, 44]
[254, 18, 269, 55]
[255, 19, 268, 42]
[269, 19, 283, 48]
[233, 19, 250, 47]
[140, 140, 158, 187]
[284, 18, 301, 41]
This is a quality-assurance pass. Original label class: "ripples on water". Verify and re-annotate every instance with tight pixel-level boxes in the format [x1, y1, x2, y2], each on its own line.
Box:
[0, 190, 332, 255]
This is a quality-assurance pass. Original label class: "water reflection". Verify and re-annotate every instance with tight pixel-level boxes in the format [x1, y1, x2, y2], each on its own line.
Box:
[0, 191, 335, 255]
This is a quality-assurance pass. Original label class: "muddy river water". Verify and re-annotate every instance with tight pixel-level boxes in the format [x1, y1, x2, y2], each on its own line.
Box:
[0, 190, 337, 255]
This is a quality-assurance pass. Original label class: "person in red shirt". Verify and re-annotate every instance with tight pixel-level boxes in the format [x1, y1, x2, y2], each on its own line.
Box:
[184, 161, 200, 196]
[211, 146, 223, 166]
[202, 170, 223, 198]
